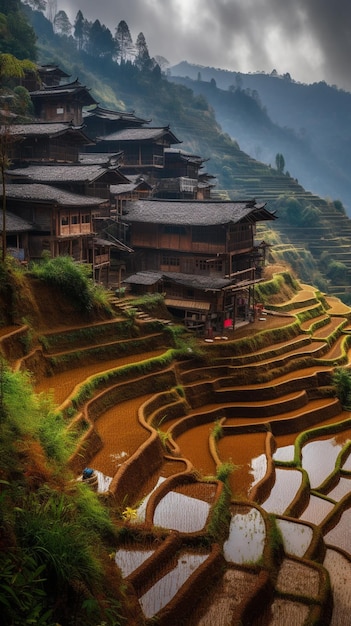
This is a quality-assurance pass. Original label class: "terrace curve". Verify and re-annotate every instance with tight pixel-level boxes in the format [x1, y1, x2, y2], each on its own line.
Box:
[9, 276, 351, 624]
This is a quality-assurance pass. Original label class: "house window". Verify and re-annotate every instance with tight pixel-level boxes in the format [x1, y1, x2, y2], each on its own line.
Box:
[195, 258, 222, 272]
[81, 214, 90, 223]
[162, 256, 180, 267]
[61, 216, 69, 226]
[208, 260, 223, 272]
[195, 259, 207, 271]
[56, 107, 64, 114]
[71, 215, 78, 225]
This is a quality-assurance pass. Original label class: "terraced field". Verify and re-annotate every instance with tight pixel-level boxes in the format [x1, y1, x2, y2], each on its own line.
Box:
[5, 275, 351, 625]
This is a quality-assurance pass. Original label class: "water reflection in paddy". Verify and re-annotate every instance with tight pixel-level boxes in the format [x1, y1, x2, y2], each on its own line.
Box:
[217, 432, 266, 498]
[115, 547, 154, 578]
[223, 507, 265, 564]
[249, 453, 267, 491]
[302, 432, 351, 489]
[299, 495, 334, 525]
[139, 551, 208, 618]
[94, 469, 112, 493]
[261, 468, 302, 515]
[323, 506, 351, 553]
[153, 490, 211, 532]
[327, 476, 351, 501]
[273, 445, 295, 463]
[132, 477, 166, 523]
[276, 518, 313, 557]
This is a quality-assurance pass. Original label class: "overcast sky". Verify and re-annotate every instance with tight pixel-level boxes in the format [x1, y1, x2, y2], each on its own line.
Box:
[58, 0, 351, 91]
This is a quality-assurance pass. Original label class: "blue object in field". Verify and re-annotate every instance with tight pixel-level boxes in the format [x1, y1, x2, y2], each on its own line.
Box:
[83, 468, 94, 479]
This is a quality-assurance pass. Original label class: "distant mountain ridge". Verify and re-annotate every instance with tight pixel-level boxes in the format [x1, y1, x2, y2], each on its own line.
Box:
[169, 61, 351, 213]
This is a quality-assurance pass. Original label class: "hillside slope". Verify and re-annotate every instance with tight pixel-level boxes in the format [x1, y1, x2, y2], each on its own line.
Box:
[169, 64, 351, 211]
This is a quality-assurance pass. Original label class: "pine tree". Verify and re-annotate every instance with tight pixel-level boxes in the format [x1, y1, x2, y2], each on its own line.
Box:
[73, 10, 85, 51]
[135, 31, 152, 71]
[53, 10, 72, 37]
[114, 20, 134, 62]
[88, 20, 115, 59]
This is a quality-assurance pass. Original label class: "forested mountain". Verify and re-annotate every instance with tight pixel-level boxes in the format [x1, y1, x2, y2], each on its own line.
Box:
[170, 62, 351, 212]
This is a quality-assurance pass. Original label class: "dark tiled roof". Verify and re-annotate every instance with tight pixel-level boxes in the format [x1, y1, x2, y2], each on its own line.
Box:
[5, 122, 90, 140]
[110, 178, 152, 195]
[99, 126, 181, 144]
[38, 64, 70, 78]
[3, 184, 106, 207]
[123, 270, 231, 290]
[124, 199, 275, 226]
[84, 105, 149, 125]
[9, 164, 122, 184]
[30, 79, 97, 105]
[79, 152, 124, 165]
[163, 271, 231, 290]
[165, 148, 205, 164]
[124, 271, 163, 286]
[110, 183, 137, 195]
[0, 209, 33, 233]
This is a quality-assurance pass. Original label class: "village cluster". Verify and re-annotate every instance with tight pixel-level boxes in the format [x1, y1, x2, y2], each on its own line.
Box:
[3, 64, 276, 332]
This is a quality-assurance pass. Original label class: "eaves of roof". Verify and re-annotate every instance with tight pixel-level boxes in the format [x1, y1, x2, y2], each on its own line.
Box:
[124, 199, 276, 226]
[123, 270, 232, 291]
[0, 209, 33, 233]
[84, 105, 149, 125]
[3, 183, 106, 207]
[8, 164, 123, 184]
[98, 126, 181, 144]
[4, 122, 91, 142]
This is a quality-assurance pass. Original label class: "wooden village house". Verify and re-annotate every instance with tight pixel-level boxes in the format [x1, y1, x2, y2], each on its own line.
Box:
[3, 182, 107, 265]
[29, 78, 97, 126]
[1, 63, 277, 327]
[84, 126, 182, 181]
[121, 198, 276, 332]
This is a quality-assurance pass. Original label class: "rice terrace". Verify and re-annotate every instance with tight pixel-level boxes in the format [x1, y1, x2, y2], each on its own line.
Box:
[3, 263, 351, 625]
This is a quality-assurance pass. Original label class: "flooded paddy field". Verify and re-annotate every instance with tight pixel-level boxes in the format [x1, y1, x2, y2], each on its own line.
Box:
[27, 280, 351, 625]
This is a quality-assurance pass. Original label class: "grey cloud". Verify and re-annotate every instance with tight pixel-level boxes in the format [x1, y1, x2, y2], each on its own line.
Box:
[57, 0, 351, 90]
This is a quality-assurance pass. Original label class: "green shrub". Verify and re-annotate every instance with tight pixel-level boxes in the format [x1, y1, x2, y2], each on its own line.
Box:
[212, 420, 224, 441]
[332, 367, 351, 408]
[30, 255, 96, 313]
[216, 461, 235, 483]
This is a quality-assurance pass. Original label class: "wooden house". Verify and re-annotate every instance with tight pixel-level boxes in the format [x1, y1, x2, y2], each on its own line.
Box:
[29, 79, 97, 126]
[7, 122, 94, 164]
[2, 183, 110, 277]
[83, 105, 149, 140]
[9, 163, 130, 202]
[85, 126, 182, 181]
[0, 209, 33, 263]
[122, 198, 276, 331]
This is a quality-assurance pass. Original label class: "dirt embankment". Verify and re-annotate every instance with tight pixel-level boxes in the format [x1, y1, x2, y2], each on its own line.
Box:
[0, 273, 110, 333]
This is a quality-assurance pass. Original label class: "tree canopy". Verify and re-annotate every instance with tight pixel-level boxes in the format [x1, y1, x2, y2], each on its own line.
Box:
[0, 0, 37, 59]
